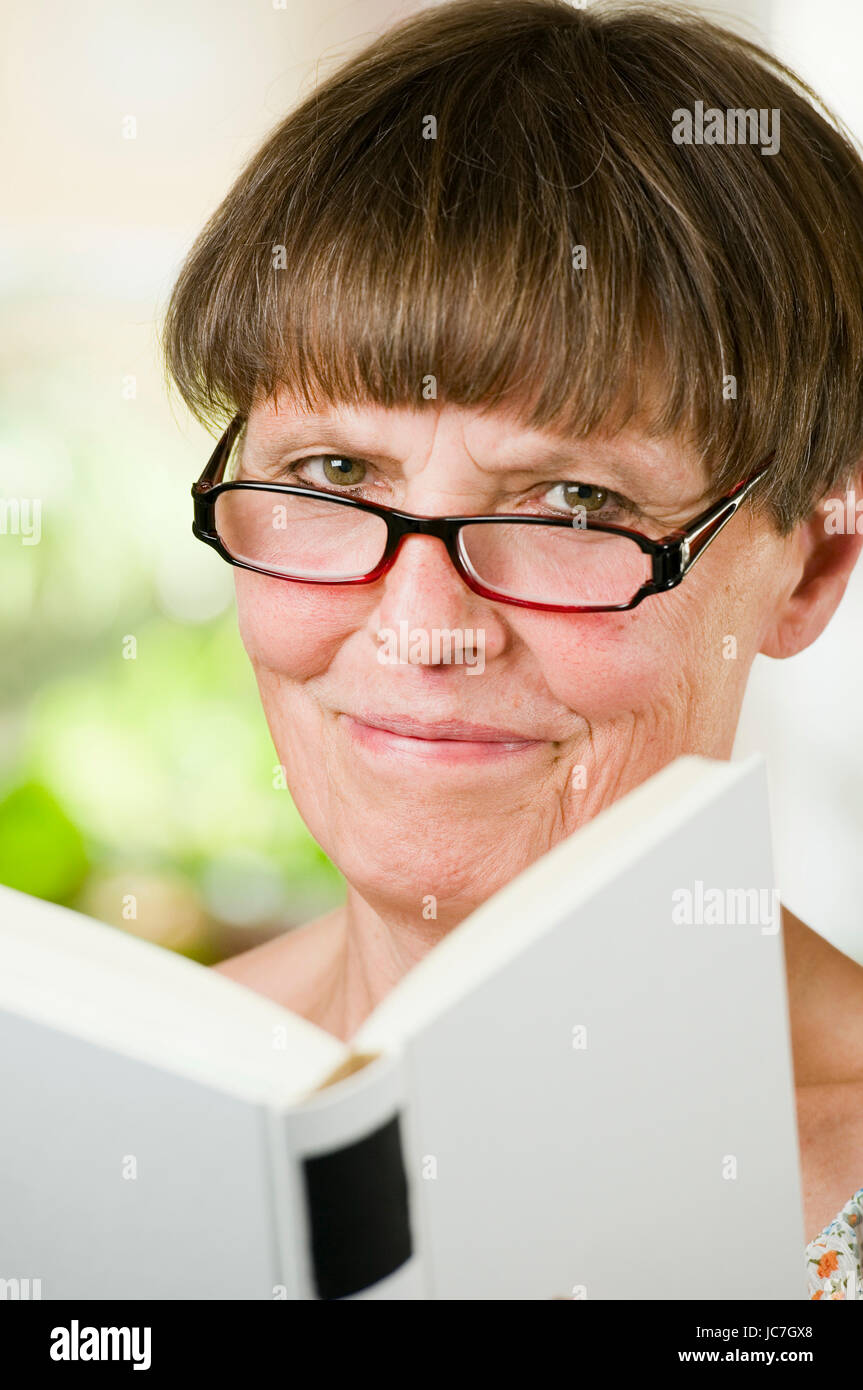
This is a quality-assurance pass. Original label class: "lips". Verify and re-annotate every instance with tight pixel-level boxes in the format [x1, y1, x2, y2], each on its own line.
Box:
[341, 711, 542, 743]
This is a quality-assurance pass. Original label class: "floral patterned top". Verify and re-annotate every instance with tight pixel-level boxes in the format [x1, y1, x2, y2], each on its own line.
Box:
[806, 1186, 863, 1299]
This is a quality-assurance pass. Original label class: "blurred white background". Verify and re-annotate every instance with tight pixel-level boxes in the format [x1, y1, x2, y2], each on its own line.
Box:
[2, 0, 860, 958]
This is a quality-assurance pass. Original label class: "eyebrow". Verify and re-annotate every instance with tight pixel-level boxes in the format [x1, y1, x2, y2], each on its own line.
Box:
[245, 419, 685, 499]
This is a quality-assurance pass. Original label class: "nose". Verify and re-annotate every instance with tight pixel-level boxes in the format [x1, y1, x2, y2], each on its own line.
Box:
[366, 531, 508, 666]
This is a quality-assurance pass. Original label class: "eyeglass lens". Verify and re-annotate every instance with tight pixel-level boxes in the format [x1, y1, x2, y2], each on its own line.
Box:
[214, 488, 651, 606]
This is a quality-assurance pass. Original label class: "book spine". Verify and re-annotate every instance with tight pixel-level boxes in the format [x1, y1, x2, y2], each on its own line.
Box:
[267, 1049, 425, 1300]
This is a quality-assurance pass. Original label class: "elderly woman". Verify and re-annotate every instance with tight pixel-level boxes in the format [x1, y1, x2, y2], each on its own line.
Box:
[161, 0, 863, 1297]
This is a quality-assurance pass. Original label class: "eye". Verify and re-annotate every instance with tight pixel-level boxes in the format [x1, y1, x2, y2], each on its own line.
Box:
[289, 456, 369, 489]
[539, 480, 629, 517]
[553, 482, 609, 512]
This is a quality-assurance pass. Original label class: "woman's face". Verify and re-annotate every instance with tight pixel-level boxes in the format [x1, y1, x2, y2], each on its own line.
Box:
[232, 392, 801, 916]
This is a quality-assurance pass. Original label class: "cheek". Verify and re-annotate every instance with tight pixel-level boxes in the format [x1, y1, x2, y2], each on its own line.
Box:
[234, 571, 359, 678]
[512, 599, 704, 718]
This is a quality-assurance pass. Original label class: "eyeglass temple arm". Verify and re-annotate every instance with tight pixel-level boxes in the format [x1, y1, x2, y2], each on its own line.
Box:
[194, 414, 247, 490]
[674, 460, 772, 575]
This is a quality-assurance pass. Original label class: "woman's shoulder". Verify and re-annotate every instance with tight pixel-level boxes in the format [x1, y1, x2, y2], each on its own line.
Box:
[797, 1077, 863, 1237]
[780, 907, 863, 1291]
[783, 908, 863, 1094]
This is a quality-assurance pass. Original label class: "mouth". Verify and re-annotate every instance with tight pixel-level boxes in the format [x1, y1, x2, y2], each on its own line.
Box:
[338, 711, 547, 763]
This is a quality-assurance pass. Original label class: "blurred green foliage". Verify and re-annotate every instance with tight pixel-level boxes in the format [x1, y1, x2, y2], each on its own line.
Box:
[0, 782, 89, 901]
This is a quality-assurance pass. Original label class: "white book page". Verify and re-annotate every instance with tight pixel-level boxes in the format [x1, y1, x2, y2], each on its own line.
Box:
[0, 885, 347, 1105]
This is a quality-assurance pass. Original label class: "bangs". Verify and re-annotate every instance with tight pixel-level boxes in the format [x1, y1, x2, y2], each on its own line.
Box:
[163, 0, 863, 535]
[168, 25, 732, 456]
[233, 127, 721, 455]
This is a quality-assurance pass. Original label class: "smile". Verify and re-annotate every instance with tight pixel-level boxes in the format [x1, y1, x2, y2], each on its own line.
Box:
[339, 712, 546, 764]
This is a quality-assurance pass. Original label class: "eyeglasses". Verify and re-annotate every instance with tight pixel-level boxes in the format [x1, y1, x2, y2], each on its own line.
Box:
[191, 414, 771, 613]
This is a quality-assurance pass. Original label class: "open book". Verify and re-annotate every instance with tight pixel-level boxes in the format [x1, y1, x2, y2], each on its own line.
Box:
[0, 753, 806, 1300]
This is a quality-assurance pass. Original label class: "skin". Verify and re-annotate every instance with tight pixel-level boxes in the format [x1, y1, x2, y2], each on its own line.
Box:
[213, 390, 863, 1246]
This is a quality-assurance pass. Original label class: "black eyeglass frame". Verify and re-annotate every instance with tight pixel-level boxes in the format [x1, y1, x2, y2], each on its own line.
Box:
[192, 413, 772, 614]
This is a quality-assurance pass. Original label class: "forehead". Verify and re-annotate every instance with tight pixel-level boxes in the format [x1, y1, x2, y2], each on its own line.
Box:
[246, 393, 709, 497]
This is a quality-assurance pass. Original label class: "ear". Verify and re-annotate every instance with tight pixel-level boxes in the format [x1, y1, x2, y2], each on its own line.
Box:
[760, 465, 863, 660]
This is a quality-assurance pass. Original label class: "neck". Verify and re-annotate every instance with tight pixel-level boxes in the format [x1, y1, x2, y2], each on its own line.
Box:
[303, 886, 459, 1042]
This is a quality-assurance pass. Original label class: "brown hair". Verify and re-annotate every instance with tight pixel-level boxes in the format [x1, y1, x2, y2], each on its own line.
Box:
[160, 0, 863, 534]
